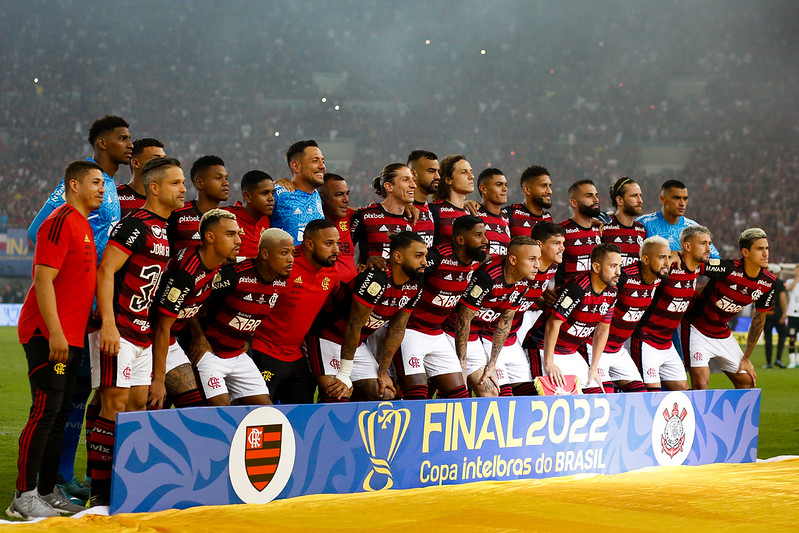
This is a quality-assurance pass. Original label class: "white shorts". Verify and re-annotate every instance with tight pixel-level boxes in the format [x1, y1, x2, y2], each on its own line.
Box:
[515, 309, 541, 349]
[637, 341, 687, 384]
[478, 337, 511, 385]
[444, 334, 510, 385]
[166, 339, 191, 373]
[399, 329, 462, 378]
[89, 332, 152, 389]
[308, 337, 379, 382]
[543, 351, 597, 388]
[196, 352, 269, 400]
[686, 325, 743, 374]
[498, 342, 532, 384]
[586, 344, 642, 383]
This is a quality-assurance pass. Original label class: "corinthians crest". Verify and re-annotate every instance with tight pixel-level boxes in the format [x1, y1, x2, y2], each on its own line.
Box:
[358, 402, 411, 491]
[660, 403, 687, 459]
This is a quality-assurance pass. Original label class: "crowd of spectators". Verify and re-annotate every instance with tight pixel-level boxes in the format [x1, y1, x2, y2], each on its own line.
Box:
[1, 1, 797, 270]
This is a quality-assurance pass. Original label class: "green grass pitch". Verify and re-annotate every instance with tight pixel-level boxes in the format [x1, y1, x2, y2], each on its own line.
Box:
[1, 326, 797, 511]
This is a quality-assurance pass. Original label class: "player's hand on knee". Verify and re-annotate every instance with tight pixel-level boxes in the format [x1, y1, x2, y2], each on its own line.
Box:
[738, 358, 757, 387]
[479, 364, 499, 392]
[147, 379, 167, 410]
[377, 373, 395, 399]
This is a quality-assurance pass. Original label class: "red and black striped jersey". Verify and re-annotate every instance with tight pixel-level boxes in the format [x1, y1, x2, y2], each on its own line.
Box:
[506, 263, 558, 345]
[556, 219, 602, 286]
[605, 262, 660, 353]
[116, 183, 147, 218]
[223, 201, 270, 259]
[547, 272, 616, 355]
[601, 215, 646, 267]
[413, 200, 436, 248]
[106, 209, 171, 347]
[634, 256, 700, 349]
[350, 203, 413, 263]
[201, 259, 291, 358]
[430, 200, 468, 247]
[507, 203, 552, 237]
[317, 267, 421, 346]
[167, 200, 203, 254]
[686, 259, 776, 339]
[444, 256, 525, 342]
[476, 205, 511, 257]
[153, 246, 220, 336]
[333, 209, 358, 283]
[406, 244, 481, 335]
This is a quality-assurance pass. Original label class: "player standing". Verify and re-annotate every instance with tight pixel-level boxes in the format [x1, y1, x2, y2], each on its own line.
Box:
[87, 157, 185, 507]
[117, 138, 166, 216]
[270, 140, 326, 245]
[556, 179, 602, 286]
[683, 228, 777, 389]
[191, 228, 295, 406]
[224, 170, 275, 259]
[10, 161, 104, 518]
[602, 177, 646, 267]
[397, 215, 488, 399]
[350, 163, 415, 263]
[167, 155, 230, 253]
[785, 266, 799, 368]
[507, 165, 553, 237]
[476, 168, 511, 257]
[430, 155, 474, 246]
[319, 173, 357, 283]
[407, 150, 440, 248]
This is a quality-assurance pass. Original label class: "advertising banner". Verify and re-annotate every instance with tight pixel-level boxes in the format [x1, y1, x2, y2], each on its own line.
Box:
[111, 389, 759, 514]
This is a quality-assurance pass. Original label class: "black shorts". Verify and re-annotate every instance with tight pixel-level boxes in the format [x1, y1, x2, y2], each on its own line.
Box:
[250, 350, 316, 404]
[787, 316, 799, 336]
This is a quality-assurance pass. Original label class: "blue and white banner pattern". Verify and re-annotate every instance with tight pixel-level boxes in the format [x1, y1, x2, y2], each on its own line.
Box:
[111, 389, 759, 514]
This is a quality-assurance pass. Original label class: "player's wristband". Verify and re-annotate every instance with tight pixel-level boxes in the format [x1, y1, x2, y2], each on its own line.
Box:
[335, 358, 353, 389]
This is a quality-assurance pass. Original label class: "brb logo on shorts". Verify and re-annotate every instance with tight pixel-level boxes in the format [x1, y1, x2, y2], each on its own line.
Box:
[229, 407, 296, 504]
[358, 402, 410, 492]
[650, 391, 695, 467]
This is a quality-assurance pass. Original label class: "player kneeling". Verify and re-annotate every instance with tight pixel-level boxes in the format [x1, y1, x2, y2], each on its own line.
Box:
[188, 228, 295, 405]
[306, 232, 427, 402]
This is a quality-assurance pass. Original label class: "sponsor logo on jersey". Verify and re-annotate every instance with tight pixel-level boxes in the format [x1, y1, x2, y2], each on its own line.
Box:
[229, 408, 295, 503]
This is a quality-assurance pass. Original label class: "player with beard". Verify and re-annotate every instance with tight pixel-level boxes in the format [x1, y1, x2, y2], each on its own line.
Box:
[167, 155, 230, 253]
[602, 177, 647, 267]
[224, 170, 274, 260]
[320, 173, 357, 283]
[507, 221, 564, 395]
[630, 226, 713, 391]
[86, 158, 185, 507]
[351, 164, 415, 264]
[507, 165, 553, 237]
[407, 150, 440, 248]
[307, 232, 426, 402]
[556, 179, 603, 287]
[271, 140, 326, 245]
[396, 215, 488, 399]
[683, 228, 777, 390]
[590, 236, 670, 393]
[476, 168, 511, 257]
[444, 236, 541, 397]
[251, 219, 340, 404]
[536, 244, 622, 393]
[430, 155, 475, 246]
[117, 138, 166, 216]
[189, 228, 295, 406]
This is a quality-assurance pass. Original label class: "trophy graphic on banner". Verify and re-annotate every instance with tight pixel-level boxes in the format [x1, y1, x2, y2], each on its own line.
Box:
[358, 402, 411, 491]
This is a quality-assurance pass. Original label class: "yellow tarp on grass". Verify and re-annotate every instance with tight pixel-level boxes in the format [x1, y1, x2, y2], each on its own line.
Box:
[3, 459, 799, 532]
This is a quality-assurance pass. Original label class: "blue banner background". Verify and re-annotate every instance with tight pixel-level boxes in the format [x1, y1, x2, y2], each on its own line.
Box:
[111, 389, 759, 514]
